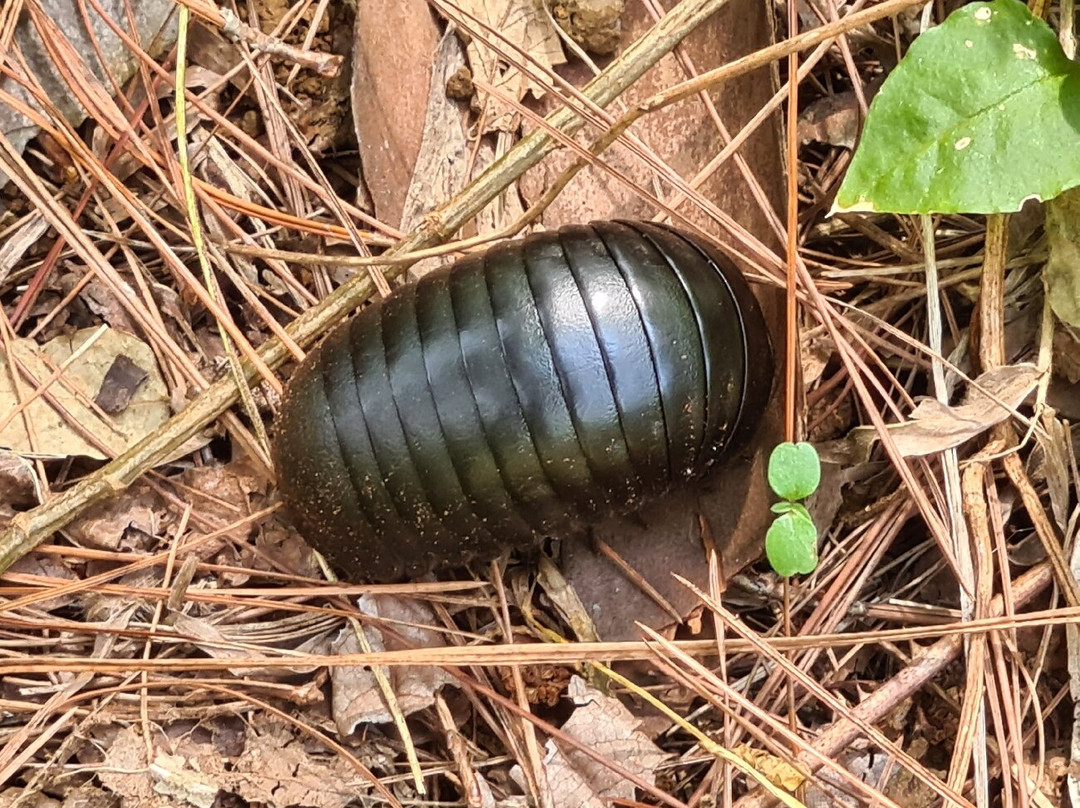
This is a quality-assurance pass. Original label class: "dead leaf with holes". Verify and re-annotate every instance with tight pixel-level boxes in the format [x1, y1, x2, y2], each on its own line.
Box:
[0, 326, 169, 459]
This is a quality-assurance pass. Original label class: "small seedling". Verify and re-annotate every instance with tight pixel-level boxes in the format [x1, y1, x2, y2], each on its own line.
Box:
[765, 442, 821, 577]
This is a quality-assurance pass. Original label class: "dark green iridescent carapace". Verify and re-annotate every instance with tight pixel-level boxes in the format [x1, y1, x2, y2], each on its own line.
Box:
[272, 221, 773, 581]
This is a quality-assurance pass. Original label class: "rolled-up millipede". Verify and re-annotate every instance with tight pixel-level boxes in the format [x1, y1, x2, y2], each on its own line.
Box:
[272, 220, 774, 582]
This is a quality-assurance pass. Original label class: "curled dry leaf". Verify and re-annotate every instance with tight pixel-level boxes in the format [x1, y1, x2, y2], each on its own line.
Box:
[400, 31, 471, 243]
[400, 33, 529, 271]
[852, 363, 1042, 458]
[0, 326, 169, 460]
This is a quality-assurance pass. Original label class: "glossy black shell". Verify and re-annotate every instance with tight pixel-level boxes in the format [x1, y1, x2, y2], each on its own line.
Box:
[273, 221, 773, 581]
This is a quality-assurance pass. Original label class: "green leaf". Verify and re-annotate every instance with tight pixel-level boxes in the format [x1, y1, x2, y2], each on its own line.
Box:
[1045, 186, 1080, 327]
[768, 442, 821, 501]
[765, 511, 819, 577]
[770, 501, 813, 521]
[834, 0, 1080, 214]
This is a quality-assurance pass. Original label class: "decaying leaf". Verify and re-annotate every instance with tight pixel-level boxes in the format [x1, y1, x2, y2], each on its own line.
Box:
[64, 481, 163, 552]
[852, 363, 1041, 458]
[148, 753, 218, 808]
[1045, 185, 1080, 329]
[400, 34, 527, 276]
[400, 31, 471, 247]
[351, 0, 442, 224]
[454, 0, 566, 132]
[550, 0, 624, 55]
[732, 744, 805, 792]
[0, 326, 169, 459]
[0, 448, 40, 508]
[330, 594, 456, 733]
[97, 720, 369, 808]
[537, 676, 667, 807]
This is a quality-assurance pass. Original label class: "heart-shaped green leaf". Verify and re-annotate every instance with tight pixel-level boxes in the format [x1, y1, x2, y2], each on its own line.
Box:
[835, 0, 1080, 214]
[768, 442, 821, 501]
[765, 511, 819, 577]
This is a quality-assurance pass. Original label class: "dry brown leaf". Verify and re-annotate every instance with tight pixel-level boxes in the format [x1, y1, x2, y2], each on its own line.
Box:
[175, 461, 267, 527]
[97, 720, 368, 808]
[65, 481, 162, 553]
[1029, 416, 1069, 532]
[170, 612, 336, 677]
[797, 79, 883, 149]
[79, 279, 140, 334]
[853, 364, 1041, 458]
[1045, 186, 1080, 329]
[0, 448, 40, 507]
[538, 676, 667, 807]
[401, 35, 527, 259]
[0, 327, 169, 459]
[330, 594, 456, 733]
[400, 31, 471, 246]
[518, 0, 781, 233]
[455, 0, 566, 133]
[351, 0, 442, 224]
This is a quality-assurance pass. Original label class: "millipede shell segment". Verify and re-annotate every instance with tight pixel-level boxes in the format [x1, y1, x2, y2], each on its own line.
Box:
[272, 220, 774, 582]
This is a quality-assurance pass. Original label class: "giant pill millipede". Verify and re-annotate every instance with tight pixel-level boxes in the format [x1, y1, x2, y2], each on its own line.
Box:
[272, 220, 774, 582]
